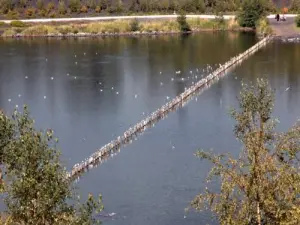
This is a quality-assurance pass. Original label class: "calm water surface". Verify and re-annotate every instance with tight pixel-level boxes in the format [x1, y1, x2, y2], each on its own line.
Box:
[1, 34, 300, 225]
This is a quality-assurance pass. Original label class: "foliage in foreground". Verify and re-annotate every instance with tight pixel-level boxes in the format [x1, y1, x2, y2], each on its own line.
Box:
[0, 107, 103, 224]
[191, 79, 300, 225]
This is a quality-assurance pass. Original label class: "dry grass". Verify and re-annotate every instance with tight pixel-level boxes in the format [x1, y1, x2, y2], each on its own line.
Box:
[2, 28, 17, 37]
[21, 25, 59, 35]
[1, 18, 244, 37]
[84, 20, 131, 34]
[139, 20, 179, 32]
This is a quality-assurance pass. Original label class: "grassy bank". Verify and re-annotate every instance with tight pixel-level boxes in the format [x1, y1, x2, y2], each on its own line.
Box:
[0, 18, 251, 37]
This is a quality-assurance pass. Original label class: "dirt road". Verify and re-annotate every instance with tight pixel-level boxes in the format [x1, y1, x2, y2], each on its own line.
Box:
[268, 16, 300, 37]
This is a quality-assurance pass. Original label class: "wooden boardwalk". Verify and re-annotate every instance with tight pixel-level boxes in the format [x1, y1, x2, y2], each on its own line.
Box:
[67, 36, 272, 181]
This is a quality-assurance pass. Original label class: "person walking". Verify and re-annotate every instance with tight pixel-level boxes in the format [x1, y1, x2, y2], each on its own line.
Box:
[276, 14, 280, 22]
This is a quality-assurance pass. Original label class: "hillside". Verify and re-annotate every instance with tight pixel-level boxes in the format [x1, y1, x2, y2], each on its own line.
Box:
[0, 0, 238, 19]
[0, 0, 296, 20]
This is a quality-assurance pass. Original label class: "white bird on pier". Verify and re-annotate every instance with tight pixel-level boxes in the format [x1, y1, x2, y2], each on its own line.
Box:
[116, 92, 119, 95]
[160, 71, 162, 74]
[44, 96, 47, 99]
[111, 87, 114, 90]
[15, 105, 19, 108]
[18, 94, 21, 97]
[75, 62, 78, 65]
[134, 94, 138, 98]
[74, 76, 77, 79]
[8, 99, 11, 102]
[160, 82, 164, 86]
[171, 78, 174, 81]
[25, 76, 28, 79]
[285, 87, 290, 91]
[67, 73, 70, 76]
[74, 55, 77, 58]
[166, 96, 170, 100]
[181, 78, 185, 81]
[51, 77, 54, 80]
[100, 89, 103, 92]
[84, 52, 86, 55]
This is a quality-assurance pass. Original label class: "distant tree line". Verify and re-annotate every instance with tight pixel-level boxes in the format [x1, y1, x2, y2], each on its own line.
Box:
[0, 0, 279, 19]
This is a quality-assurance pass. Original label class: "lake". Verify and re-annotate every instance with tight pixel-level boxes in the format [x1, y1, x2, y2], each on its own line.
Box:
[1, 33, 299, 225]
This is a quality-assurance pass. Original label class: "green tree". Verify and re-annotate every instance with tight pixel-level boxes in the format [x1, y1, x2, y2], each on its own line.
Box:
[238, 0, 267, 28]
[190, 79, 300, 225]
[0, 107, 103, 224]
[177, 12, 191, 31]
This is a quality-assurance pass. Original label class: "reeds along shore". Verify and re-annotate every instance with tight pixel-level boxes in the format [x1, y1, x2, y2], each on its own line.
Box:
[67, 36, 272, 181]
[0, 18, 248, 37]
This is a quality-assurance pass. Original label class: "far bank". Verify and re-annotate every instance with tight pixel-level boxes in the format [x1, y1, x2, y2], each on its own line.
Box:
[0, 17, 257, 38]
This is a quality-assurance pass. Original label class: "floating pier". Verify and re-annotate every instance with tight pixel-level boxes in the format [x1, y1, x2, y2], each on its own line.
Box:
[67, 36, 272, 180]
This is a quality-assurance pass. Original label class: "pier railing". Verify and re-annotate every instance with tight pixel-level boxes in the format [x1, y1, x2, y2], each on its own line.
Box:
[67, 36, 272, 180]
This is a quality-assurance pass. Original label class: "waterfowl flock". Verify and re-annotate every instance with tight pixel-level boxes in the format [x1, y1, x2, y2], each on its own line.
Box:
[67, 36, 271, 181]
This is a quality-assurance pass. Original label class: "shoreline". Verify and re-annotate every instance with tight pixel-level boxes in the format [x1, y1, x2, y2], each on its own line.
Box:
[0, 28, 255, 38]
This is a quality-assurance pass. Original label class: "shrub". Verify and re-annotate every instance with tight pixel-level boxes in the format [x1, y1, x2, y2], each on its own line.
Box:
[256, 18, 272, 35]
[80, 5, 88, 13]
[0, 21, 6, 27]
[10, 20, 26, 27]
[130, 18, 140, 31]
[24, 7, 36, 18]
[177, 13, 191, 32]
[296, 15, 300, 27]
